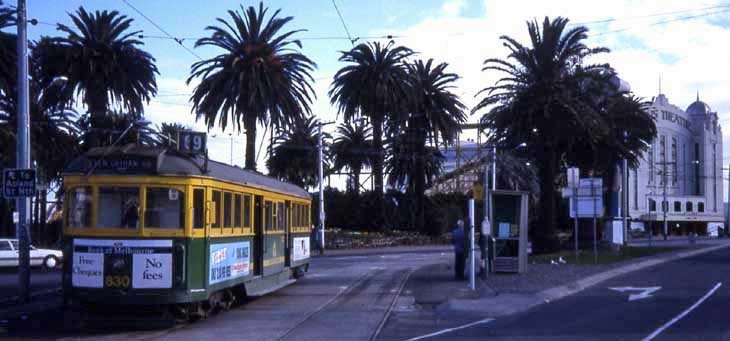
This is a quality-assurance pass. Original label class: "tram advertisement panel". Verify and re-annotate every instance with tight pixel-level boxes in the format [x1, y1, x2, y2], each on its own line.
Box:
[209, 241, 250, 285]
[72, 239, 173, 289]
[293, 237, 310, 262]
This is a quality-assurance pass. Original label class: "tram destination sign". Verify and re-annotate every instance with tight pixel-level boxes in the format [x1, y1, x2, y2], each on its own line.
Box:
[2, 168, 36, 199]
[86, 155, 158, 175]
[178, 131, 207, 155]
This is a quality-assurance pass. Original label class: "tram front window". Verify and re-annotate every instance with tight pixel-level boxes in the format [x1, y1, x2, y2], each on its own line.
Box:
[67, 187, 92, 228]
[98, 187, 140, 228]
[145, 187, 185, 229]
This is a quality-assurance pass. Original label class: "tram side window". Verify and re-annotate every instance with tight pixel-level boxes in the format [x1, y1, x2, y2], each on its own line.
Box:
[244, 195, 251, 228]
[212, 191, 221, 228]
[193, 189, 205, 229]
[293, 204, 300, 228]
[305, 205, 310, 226]
[67, 187, 92, 228]
[223, 192, 232, 228]
[265, 201, 273, 230]
[145, 188, 185, 229]
[277, 202, 285, 230]
[234, 194, 242, 227]
[97, 187, 140, 228]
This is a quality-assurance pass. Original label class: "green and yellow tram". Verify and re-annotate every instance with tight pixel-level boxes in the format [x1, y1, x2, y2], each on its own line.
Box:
[61, 145, 312, 318]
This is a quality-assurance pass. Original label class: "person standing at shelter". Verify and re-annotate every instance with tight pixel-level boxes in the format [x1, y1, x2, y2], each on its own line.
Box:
[479, 217, 491, 278]
[452, 220, 467, 280]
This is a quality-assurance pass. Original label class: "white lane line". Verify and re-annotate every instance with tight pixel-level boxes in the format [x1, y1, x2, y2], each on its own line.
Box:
[404, 318, 495, 341]
[642, 282, 723, 341]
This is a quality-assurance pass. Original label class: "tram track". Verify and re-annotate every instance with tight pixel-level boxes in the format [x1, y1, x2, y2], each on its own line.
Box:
[370, 268, 414, 341]
[277, 268, 383, 340]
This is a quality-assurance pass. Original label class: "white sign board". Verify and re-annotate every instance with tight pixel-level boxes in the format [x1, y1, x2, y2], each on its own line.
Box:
[72, 252, 104, 288]
[568, 177, 604, 218]
[72, 239, 173, 289]
[293, 237, 310, 262]
[132, 253, 172, 289]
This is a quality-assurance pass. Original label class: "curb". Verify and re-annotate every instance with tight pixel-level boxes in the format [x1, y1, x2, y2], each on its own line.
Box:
[312, 246, 451, 258]
[446, 242, 730, 316]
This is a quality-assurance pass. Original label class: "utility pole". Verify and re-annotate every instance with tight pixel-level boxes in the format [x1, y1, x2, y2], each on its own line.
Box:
[317, 123, 325, 255]
[623, 159, 629, 244]
[229, 133, 233, 165]
[492, 146, 497, 191]
[16, 0, 31, 303]
[468, 199, 475, 291]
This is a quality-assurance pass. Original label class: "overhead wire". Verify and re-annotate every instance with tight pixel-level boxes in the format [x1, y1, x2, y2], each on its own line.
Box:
[119, 0, 203, 61]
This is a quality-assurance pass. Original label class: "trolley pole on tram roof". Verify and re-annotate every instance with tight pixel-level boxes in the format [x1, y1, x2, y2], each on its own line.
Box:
[16, 0, 32, 303]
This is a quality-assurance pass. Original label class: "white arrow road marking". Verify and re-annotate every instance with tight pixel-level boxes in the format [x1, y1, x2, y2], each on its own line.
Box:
[608, 286, 662, 301]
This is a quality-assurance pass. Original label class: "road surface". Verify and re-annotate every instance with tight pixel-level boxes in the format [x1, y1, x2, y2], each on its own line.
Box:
[391, 247, 730, 341]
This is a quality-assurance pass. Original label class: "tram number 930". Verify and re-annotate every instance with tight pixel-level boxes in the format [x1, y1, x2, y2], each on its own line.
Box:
[105, 275, 131, 288]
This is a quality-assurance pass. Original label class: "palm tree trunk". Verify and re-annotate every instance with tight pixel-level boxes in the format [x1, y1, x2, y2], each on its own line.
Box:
[371, 116, 385, 230]
[536, 141, 560, 253]
[244, 114, 257, 170]
[413, 118, 427, 233]
[353, 167, 361, 196]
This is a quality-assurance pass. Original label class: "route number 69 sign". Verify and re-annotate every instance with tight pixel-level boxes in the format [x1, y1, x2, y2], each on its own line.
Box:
[178, 131, 207, 155]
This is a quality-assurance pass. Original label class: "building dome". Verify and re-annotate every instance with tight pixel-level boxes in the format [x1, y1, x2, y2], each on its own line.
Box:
[686, 93, 712, 115]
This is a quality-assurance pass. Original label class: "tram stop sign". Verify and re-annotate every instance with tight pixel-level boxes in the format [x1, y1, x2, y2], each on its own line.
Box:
[2, 168, 36, 199]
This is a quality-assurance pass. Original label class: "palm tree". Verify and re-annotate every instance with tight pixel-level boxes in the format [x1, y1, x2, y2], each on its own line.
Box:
[474, 17, 610, 253]
[33, 7, 158, 147]
[0, 0, 15, 97]
[155, 122, 189, 147]
[188, 2, 316, 171]
[267, 116, 325, 188]
[386, 132, 445, 191]
[401, 59, 466, 232]
[77, 111, 156, 148]
[329, 41, 413, 229]
[331, 120, 373, 194]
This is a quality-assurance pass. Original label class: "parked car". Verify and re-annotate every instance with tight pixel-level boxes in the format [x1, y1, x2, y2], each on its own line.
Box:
[0, 238, 63, 269]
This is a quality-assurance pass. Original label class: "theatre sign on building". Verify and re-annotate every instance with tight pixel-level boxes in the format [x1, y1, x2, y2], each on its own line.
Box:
[628, 92, 724, 236]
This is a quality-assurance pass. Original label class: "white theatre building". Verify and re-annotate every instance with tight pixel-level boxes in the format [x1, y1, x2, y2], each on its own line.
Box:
[627, 92, 724, 236]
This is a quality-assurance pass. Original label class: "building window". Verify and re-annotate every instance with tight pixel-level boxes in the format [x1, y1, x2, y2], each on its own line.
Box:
[659, 136, 666, 185]
[686, 201, 693, 212]
[698, 202, 705, 213]
[633, 170, 638, 209]
[674, 201, 681, 212]
[649, 199, 656, 212]
[671, 137, 677, 186]
[648, 144, 655, 184]
[713, 143, 717, 212]
[695, 143, 701, 195]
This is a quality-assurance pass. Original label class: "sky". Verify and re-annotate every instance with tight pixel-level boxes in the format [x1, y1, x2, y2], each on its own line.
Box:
[7, 0, 730, 195]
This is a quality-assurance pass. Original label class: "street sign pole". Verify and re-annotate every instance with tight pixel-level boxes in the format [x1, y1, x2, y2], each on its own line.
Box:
[592, 178, 598, 264]
[468, 199, 475, 291]
[574, 184, 578, 263]
[16, 0, 31, 303]
[318, 123, 325, 255]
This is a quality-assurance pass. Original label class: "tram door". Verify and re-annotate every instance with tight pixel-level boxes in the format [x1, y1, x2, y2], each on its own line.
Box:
[284, 201, 291, 267]
[253, 195, 264, 276]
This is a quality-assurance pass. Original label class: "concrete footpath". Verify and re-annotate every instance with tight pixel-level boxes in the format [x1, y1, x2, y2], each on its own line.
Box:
[378, 239, 730, 340]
